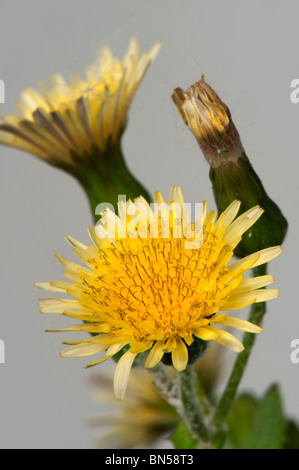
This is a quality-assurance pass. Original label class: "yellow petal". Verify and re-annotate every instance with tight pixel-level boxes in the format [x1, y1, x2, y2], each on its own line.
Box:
[193, 326, 219, 341]
[171, 338, 188, 372]
[227, 253, 260, 275]
[207, 326, 244, 353]
[113, 350, 137, 400]
[85, 355, 112, 368]
[214, 315, 262, 333]
[34, 281, 67, 293]
[251, 246, 282, 268]
[145, 341, 165, 368]
[223, 206, 263, 245]
[221, 289, 279, 309]
[233, 275, 274, 293]
[214, 200, 241, 232]
[60, 341, 108, 358]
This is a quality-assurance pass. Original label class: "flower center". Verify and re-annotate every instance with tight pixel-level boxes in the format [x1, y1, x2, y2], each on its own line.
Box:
[82, 229, 232, 344]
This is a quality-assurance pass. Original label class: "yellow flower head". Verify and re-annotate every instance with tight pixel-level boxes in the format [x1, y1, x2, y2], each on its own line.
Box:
[35, 186, 281, 399]
[88, 368, 179, 449]
[0, 38, 161, 168]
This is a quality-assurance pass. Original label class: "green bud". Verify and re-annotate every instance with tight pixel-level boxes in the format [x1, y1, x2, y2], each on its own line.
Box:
[172, 76, 288, 257]
[209, 154, 287, 258]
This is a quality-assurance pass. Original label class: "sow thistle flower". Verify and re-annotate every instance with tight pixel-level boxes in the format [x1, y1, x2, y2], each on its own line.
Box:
[172, 76, 288, 257]
[0, 38, 161, 215]
[35, 186, 281, 400]
[0, 37, 160, 164]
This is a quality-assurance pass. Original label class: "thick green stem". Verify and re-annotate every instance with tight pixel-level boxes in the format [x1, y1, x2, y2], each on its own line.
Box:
[65, 139, 151, 223]
[213, 264, 267, 429]
[179, 365, 211, 443]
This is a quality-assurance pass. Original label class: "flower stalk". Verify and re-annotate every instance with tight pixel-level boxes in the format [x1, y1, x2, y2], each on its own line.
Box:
[150, 363, 182, 411]
[66, 139, 151, 222]
[179, 365, 212, 445]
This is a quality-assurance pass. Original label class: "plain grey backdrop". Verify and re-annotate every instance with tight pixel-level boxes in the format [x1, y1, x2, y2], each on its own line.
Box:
[0, 0, 298, 448]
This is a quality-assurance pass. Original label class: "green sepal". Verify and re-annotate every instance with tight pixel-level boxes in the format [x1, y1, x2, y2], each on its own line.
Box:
[186, 337, 207, 364]
[209, 154, 288, 258]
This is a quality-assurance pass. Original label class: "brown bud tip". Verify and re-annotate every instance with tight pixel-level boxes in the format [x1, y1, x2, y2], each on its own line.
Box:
[172, 76, 244, 167]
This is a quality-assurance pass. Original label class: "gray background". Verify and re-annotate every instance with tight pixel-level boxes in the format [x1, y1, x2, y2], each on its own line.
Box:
[0, 0, 298, 448]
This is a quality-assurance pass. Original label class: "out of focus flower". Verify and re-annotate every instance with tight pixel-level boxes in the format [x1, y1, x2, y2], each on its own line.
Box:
[87, 368, 179, 449]
[194, 342, 225, 397]
[35, 186, 281, 400]
[172, 76, 288, 257]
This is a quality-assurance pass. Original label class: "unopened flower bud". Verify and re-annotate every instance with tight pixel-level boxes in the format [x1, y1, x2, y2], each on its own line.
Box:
[172, 76, 288, 257]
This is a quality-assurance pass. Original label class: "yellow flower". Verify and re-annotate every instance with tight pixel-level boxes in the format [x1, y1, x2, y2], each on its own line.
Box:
[87, 368, 179, 449]
[0, 38, 161, 168]
[35, 186, 281, 400]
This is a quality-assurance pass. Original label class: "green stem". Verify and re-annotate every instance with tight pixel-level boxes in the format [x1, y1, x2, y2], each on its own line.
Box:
[150, 363, 182, 410]
[194, 374, 213, 416]
[179, 365, 211, 443]
[213, 264, 267, 429]
[65, 139, 151, 223]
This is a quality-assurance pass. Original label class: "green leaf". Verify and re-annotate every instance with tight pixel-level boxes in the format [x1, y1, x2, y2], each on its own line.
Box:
[226, 392, 259, 448]
[170, 421, 199, 449]
[244, 384, 285, 449]
[283, 419, 299, 449]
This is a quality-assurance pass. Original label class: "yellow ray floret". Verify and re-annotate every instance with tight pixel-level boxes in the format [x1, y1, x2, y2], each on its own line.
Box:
[35, 186, 281, 399]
